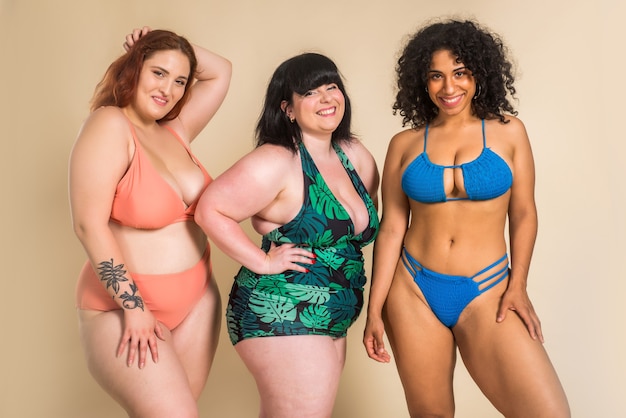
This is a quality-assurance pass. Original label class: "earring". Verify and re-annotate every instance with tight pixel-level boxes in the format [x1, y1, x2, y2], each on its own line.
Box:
[288, 114, 295, 123]
[473, 84, 482, 100]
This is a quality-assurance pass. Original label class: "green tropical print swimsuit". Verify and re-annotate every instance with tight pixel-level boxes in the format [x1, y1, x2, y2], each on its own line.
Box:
[226, 141, 379, 345]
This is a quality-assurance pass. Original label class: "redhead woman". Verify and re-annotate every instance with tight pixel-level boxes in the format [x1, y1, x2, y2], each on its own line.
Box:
[69, 27, 231, 417]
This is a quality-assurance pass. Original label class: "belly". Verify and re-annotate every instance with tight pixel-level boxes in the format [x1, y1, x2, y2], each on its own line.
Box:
[110, 221, 207, 274]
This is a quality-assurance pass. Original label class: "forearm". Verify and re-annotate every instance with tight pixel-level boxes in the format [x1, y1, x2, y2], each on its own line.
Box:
[508, 209, 538, 288]
[367, 227, 404, 317]
[199, 210, 269, 274]
[74, 224, 146, 311]
[193, 44, 232, 82]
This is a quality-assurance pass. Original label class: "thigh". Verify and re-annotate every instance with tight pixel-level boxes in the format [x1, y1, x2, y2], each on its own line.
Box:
[235, 335, 346, 418]
[384, 265, 457, 417]
[172, 276, 222, 399]
[77, 309, 198, 418]
[454, 280, 570, 418]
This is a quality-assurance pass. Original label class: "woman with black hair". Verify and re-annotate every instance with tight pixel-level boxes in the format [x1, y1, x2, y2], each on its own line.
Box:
[363, 19, 570, 417]
[196, 52, 379, 418]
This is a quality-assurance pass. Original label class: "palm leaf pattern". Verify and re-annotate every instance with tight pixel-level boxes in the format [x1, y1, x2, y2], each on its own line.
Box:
[226, 141, 379, 345]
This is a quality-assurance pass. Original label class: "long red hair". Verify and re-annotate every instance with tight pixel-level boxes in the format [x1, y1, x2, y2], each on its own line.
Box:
[90, 30, 197, 121]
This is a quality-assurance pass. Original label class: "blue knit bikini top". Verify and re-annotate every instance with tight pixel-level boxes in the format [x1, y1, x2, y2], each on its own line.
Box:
[401, 119, 513, 203]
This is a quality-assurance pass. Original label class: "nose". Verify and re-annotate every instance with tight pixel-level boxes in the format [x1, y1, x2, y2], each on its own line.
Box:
[159, 79, 174, 96]
[442, 76, 455, 94]
[319, 89, 331, 102]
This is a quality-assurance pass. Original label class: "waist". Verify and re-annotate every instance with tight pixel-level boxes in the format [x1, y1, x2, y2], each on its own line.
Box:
[110, 221, 208, 274]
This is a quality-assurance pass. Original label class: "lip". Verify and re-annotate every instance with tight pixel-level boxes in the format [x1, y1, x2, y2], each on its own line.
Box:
[152, 96, 169, 107]
[438, 94, 464, 108]
[317, 107, 336, 116]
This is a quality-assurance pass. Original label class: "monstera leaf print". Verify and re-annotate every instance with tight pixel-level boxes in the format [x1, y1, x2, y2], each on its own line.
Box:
[316, 247, 346, 270]
[330, 318, 354, 335]
[310, 174, 350, 220]
[342, 259, 365, 283]
[282, 283, 331, 304]
[256, 275, 290, 297]
[300, 305, 331, 329]
[327, 290, 359, 323]
[279, 205, 328, 242]
[249, 291, 297, 324]
[235, 267, 260, 288]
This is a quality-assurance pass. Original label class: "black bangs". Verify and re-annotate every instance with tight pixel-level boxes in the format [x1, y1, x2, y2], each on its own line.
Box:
[284, 53, 342, 94]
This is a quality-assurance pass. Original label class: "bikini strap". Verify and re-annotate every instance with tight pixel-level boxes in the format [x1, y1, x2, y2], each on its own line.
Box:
[481, 119, 486, 148]
[423, 124, 430, 152]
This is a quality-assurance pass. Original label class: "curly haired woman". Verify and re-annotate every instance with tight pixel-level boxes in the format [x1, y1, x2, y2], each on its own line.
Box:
[363, 19, 570, 417]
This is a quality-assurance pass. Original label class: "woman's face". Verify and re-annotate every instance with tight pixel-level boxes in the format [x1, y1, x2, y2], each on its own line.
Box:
[285, 83, 345, 138]
[426, 49, 477, 118]
[132, 49, 190, 121]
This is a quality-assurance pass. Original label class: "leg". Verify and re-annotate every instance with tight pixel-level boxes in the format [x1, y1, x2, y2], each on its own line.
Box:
[171, 276, 221, 399]
[384, 264, 457, 418]
[454, 279, 570, 418]
[78, 309, 199, 418]
[235, 335, 346, 418]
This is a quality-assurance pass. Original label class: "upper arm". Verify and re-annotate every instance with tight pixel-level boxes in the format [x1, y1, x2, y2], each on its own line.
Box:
[69, 108, 131, 231]
[379, 132, 411, 230]
[505, 117, 537, 221]
[167, 47, 232, 142]
[196, 145, 293, 224]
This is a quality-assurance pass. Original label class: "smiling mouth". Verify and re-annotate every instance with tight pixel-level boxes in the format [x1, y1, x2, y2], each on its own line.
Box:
[153, 96, 168, 106]
[317, 107, 336, 116]
[439, 95, 463, 106]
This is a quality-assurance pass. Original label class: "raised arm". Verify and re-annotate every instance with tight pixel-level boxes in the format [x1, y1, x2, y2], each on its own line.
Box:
[124, 26, 232, 143]
[173, 42, 232, 141]
[69, 107, 164, 368]
[195, 145, 314, 274]
[363, 132, 411, 363]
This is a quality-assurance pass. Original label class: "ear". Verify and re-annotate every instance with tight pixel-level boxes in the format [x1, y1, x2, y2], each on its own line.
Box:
[280, 100, 291, 113]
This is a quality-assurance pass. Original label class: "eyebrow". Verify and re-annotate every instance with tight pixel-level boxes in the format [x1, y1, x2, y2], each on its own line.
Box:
[428, 66, 468, 73]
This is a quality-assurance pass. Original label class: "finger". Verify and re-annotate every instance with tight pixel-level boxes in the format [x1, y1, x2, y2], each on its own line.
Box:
[127, 338, 137, 367]
[516, 308, 538, 340]
[496, 300, 509, 323]
[155, 323, 166, 341]
[116, 331, 130, 357]
[138, 338, 148, 369]
[132, 28, 143, 41]
[149, 337, 159, 363]
[535, 319, 545, 343]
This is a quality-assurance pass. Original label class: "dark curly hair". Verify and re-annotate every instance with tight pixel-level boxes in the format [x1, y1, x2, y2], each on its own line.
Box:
[393, 19, 517, 128]
[256, 53, 354, 153]
[90, 29, 197, 122]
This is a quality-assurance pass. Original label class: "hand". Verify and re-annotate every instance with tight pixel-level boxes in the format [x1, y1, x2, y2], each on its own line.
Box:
[123, 26, 151, 51]
[497, 285, 544, 343]
[363, 315, 391, 363]
[117, 308, 165, 368]
[262, 242, 315, 275]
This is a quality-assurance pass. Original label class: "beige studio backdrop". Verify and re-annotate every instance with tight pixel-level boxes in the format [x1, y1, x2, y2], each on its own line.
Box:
[0, 0, 623, 417]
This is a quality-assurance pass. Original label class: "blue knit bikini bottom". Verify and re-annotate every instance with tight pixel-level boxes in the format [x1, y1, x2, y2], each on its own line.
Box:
[402, 248, 509, 327]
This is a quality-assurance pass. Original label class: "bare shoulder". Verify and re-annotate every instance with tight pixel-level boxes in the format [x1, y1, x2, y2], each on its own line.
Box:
[223, 143, 299, 182]
[487, 115, 530, 145]
[77, 106, 131, 146]
[386, 127, 423, 164]
[339, 139, 376, 167]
